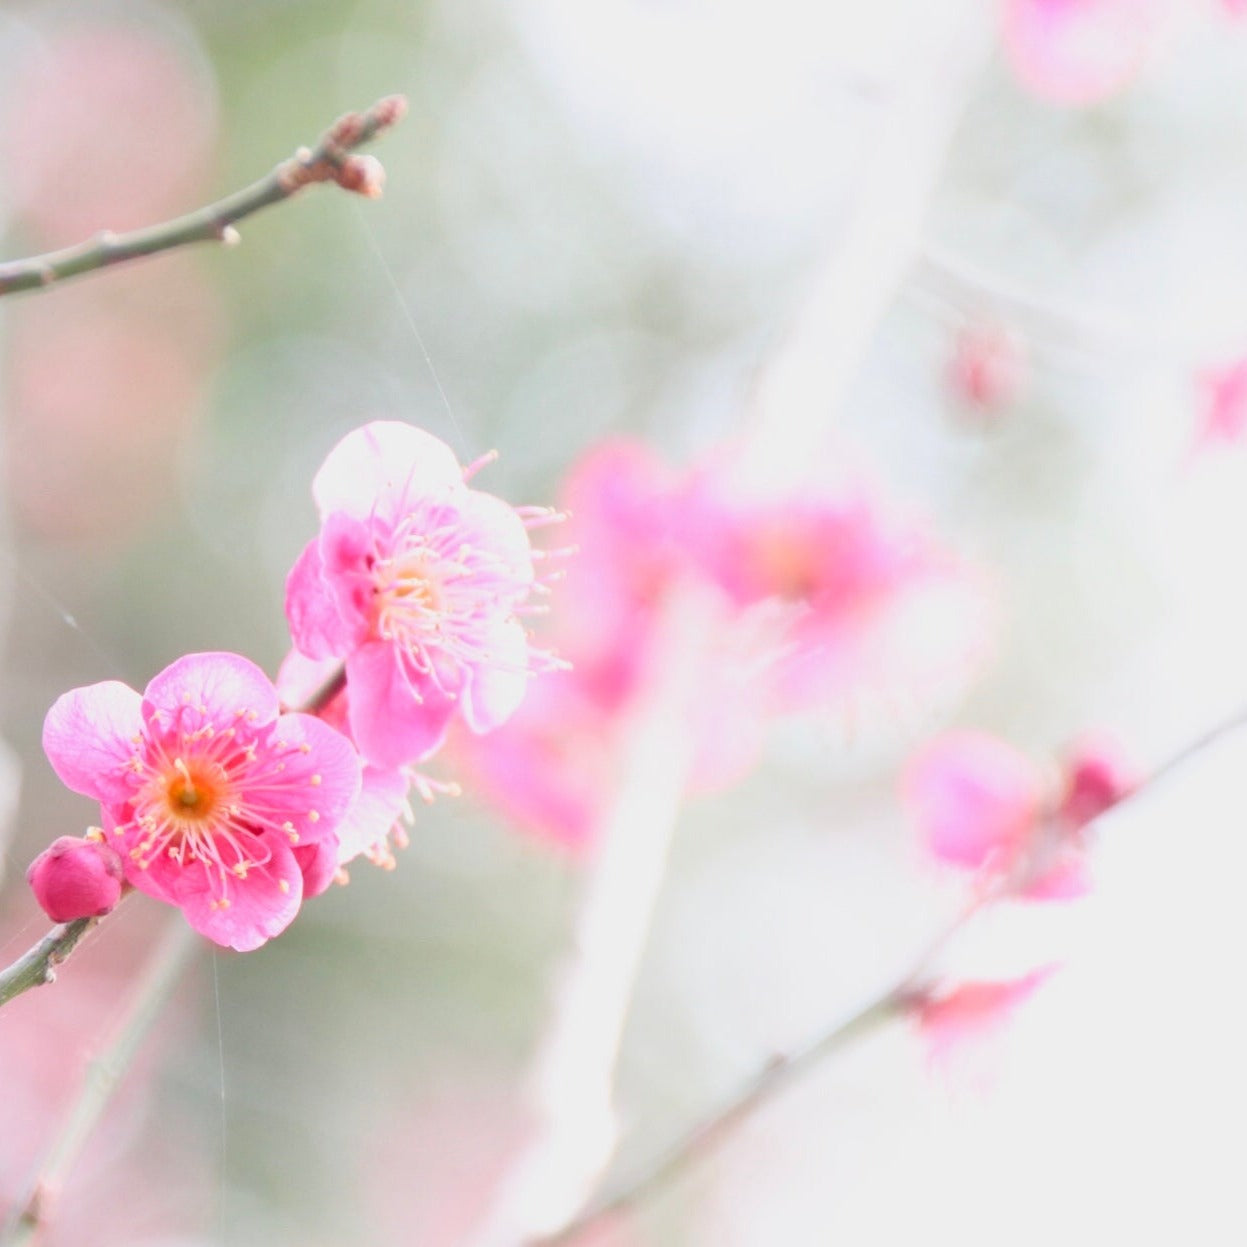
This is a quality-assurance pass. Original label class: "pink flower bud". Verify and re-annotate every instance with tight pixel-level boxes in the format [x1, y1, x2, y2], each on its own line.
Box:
[335, 154, 386, 199]
[27, 834, 125, 923]
[947, 324, 1027, 416]
[1057, 737, 1136, 831]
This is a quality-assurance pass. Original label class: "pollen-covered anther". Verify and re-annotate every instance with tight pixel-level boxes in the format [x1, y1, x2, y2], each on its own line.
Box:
[310, 774, 322, 786]
[308, 810, 320, 822]
[279, 880, 290, 894]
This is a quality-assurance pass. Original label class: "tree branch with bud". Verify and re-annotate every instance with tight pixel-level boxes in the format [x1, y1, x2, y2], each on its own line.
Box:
[0, 94, 407, 297]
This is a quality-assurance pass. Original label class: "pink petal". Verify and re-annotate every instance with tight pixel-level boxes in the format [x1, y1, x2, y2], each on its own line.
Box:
[336, 765, 411, 864]
[916, 968, 1057, 1064]
[293, 838, 340, 898]
[267, 711, 363, 843]
[312, 422, 464, 523]
[174, 831, 303, 951]
[43, 679, 143, 804]
[454, 489, 536, 594]
[461, 616, 530, 734]
[142, 651, 280, 728]
[904, 731, 1043, 871]
[285, 533, 365, 660]
[346, 641, 457, 767]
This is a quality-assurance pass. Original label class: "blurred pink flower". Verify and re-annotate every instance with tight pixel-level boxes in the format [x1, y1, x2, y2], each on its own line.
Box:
[1194, 357, 1247, 449]
[459, 438, 981, 850]
[286, 423, 542, 769]
[6, 262, 223, 543]
[453, 663, 627, 852]
[946, 323, 1028, 416]
[906, 730, 1134, 901]
[43, 652, 361, 950]
[914, 968, 1056, 1066]
[905, 732, 1044, 873]
[1000, 0, 1169, 106]
[0, 22, 216, 242]
[905, 730, 1091, 898]
[26, 834, 125, 923]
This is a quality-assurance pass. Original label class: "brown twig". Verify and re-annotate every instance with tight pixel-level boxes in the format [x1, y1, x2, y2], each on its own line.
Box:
[0, 94, 407, 297]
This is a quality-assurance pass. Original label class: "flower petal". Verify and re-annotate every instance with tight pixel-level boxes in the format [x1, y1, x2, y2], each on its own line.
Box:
[312, 422, 464, 522]
[461, 616, 530, 733]
[43, 680, 143, 804]
[142, 652, 280, 728]
[265, 711, 363, 844]
[346, 641, 457, 767]
[336, 765, 411, 864]
[454, 489, 536, 594]
[285, 533, 366, 660]
[293, 838, 340, 899]
[175, 831, 303, 951]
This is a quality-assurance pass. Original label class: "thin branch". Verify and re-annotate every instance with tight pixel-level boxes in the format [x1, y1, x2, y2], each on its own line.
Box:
[540, 703, 1247, 1244]
[1, 918, 200, 1246]
[0, 914, 106, 1010]
[0, 94, 407, 297]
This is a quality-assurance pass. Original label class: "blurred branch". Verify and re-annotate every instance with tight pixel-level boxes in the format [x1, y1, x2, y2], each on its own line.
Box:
[912, 244, 1171, 361]
[0, 94, 407, 297]
[0, 914, 106, 1010]
[541, 703, 1247, 1244]
[741, 0, 990, 479]
[1, 918, 200, 1246]
[472, 589, 709, 1247]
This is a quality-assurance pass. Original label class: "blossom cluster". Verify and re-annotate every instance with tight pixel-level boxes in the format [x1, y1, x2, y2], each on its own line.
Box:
[456, 438, 985, 851]
[903, 730, 1136, 1057]
[31, 422, 547, 950]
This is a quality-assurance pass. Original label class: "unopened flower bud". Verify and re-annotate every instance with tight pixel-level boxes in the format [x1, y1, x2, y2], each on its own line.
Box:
[27, 834, 125, 922]
[1058, 738, 1136, 832]
[335, 154, 386, 199]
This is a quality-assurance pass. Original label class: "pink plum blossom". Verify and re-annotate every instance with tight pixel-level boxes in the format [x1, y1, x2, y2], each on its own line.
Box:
[26, 834, 125, 922]
[43, 652, 361, 951]
[905, 730, 1129, 901]
[1001, 0, 1170, 107]
[285, 422, 541, 769]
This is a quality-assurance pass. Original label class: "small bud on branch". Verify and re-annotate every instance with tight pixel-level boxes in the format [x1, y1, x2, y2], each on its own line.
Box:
[0, 93, 408, 298]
